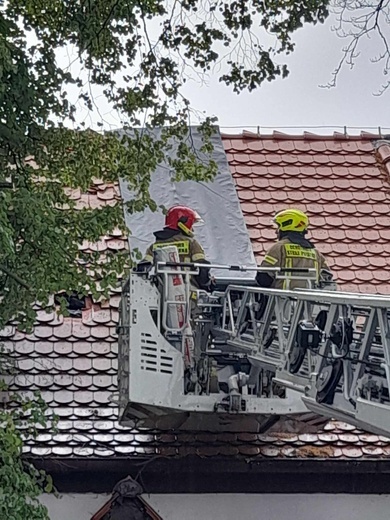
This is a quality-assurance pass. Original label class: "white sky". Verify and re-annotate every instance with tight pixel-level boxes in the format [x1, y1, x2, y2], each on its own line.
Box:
[59, 10, 390, 135]
[183, 15, 390, 134]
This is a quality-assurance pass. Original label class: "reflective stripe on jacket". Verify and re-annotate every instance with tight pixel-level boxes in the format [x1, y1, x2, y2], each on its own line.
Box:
[143, 232, 206, 265]
[260, 238, 329, 290]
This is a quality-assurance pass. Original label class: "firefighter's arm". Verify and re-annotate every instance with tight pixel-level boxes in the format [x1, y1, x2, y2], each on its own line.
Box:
[318, 251, 331, 272]
[318, 251, 335, 285]
[256, 244, 281, 288]
[191, 240, 206, 262]
[191, 240, 213, 290]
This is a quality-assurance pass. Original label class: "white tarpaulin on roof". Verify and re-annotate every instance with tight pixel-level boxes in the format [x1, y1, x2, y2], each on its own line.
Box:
[118, 126, 256, 278]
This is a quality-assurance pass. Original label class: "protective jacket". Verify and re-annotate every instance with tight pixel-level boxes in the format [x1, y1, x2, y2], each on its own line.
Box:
[143, 228, 206, 264]
[256, 231, 330, 290]
[141, 228, 211, 290]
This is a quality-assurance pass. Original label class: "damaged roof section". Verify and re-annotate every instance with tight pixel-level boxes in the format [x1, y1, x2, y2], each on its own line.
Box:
[223, 132, 390, 293]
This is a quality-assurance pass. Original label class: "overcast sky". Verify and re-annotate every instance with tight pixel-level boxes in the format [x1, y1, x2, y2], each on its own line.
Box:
[182, 13, 390, 135]
[60, 10, 390, 135]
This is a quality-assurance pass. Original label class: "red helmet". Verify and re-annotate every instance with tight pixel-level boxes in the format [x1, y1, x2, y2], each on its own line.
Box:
[165, 205, 203, 236]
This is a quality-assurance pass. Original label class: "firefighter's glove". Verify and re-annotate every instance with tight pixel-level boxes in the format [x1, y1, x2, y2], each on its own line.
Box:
[319, 269, 336, 291]
[208, 276, 217, 293]
[134, 261, 152, 273]
[320, 269, 333, 282]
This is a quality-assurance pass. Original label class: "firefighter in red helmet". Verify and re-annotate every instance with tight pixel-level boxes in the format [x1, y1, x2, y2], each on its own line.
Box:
[138, 205, 212, 291]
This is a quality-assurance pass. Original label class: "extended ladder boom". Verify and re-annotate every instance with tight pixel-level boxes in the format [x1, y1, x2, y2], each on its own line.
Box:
[224, 284, 390, 436]
[118, 255, 390, 436]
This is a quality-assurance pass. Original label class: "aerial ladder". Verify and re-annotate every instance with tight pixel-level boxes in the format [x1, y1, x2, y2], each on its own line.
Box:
[117, 245, 390, 436]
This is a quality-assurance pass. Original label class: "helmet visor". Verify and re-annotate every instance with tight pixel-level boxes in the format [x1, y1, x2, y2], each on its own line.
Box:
[192, 211, 204, 228]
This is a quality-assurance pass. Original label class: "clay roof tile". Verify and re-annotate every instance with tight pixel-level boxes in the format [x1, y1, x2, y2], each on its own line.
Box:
[225, 132, 389, 293]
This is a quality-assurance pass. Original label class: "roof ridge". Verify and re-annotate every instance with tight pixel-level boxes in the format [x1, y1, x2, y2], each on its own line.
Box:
[221, 130, 384, 141]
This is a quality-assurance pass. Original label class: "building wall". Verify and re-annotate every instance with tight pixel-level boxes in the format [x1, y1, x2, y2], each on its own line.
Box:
[41, 493, 390, 520]
[40, 494, 109, 520]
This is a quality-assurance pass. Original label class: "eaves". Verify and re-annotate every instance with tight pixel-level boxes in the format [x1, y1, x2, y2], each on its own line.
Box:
[31, 456, 390, 494]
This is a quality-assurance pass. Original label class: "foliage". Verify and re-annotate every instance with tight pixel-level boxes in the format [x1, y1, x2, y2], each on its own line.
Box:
[326, 1, 390, 94]
[0, 0, 332, 328]
[0, 355, 56, 519]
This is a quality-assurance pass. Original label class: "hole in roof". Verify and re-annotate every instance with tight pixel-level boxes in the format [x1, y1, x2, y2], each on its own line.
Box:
[54, 293, 86, 318]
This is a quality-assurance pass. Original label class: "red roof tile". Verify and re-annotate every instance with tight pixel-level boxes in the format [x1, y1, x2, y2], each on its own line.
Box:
[6, 230, 384, 457]
[223, 132, 390, 293]
[4, 133, 390, 465]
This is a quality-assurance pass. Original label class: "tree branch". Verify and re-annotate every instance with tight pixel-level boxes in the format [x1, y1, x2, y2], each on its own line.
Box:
[0, 265, 31, 290]
[0, 182, 13, 189]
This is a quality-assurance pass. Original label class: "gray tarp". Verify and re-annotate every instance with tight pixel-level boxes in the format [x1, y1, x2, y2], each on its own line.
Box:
[118, 127, 256, 279]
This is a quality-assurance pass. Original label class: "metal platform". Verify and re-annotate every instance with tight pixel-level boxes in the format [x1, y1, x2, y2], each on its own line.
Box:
[117, 257, 390, 435]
